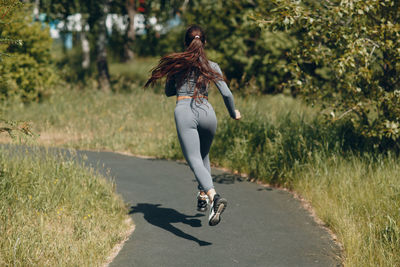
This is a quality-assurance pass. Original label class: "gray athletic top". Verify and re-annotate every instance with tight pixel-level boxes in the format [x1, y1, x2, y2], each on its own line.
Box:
[165, 61, 236, 119]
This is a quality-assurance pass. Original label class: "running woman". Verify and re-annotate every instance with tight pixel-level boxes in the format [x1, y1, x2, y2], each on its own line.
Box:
[145, 25, 241, 226]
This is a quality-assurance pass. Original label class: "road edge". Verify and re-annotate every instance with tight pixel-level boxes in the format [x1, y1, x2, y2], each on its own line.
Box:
[102, 217, 136, 267]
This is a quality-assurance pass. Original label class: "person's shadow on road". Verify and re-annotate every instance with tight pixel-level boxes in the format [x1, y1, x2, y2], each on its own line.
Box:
[129, 203, 212, 246]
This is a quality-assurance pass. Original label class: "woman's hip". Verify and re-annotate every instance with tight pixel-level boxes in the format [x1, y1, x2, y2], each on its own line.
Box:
[174, 101, 217, 129]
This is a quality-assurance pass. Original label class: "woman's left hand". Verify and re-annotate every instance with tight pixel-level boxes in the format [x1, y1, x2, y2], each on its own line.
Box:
[234, 109, 241, 120]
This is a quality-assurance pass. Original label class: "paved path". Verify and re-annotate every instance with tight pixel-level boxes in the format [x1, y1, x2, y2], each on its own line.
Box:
[77, 150, 340, 267]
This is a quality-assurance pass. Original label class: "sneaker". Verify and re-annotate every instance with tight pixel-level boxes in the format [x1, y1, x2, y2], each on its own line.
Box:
[208, 194, 227, 226]
[197, 192, 209, 212]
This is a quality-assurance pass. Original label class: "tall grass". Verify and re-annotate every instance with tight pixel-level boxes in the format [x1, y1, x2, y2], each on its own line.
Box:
[1, 85, 178, 158]
[1, 59, 399, 266]
[294, 154, 400, 266]
[0, 146, 131, 266]
[210, 94, 330, 185]
[109, 57, 159, 86]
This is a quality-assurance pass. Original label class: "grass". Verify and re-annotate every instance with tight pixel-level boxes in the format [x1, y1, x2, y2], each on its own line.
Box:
[0, 146, 132, 266]
[1, 85, 178, 157]
[109, 57, 159, 86]
[1, 57, 399, 266]
[294, 154, 400, 266]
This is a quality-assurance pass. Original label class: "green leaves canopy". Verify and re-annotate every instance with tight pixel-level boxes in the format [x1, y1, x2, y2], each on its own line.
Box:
[259, 0, 400, 144]
[0, 1, 56, 101]
[184, 0, 296, 94]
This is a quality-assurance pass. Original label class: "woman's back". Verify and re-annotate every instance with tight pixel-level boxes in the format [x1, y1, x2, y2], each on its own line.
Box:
[165, 60, 219, 97]
[165, 60, 237, 119]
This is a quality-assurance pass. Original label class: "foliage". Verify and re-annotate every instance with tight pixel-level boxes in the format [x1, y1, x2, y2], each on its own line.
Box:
[52, 42, 95, 82]
[41, 0, 297, 94]
[134, 24, 185, 57]
[0, 0, 23, 59]
[126, 0, 297, 94]
[0, 1, 56, 102]
[0, 117, 34, 140]
[42, 0, 115, 90]
[109, 0, 187, 58]
[181, 0, 296, 94]
[258, 0, 400, 146]
[108, 0, 182, 62]
[110, 0, 297, 93]
[110, 56, 159, 85]
[42, 0, 187, 84]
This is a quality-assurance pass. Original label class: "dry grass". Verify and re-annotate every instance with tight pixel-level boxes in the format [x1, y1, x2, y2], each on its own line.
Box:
[0, 146, 133, 266]
[294, 154, 400, 266]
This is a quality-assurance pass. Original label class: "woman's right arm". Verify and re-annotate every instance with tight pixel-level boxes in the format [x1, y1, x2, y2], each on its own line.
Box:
[165, 78, 177, 97]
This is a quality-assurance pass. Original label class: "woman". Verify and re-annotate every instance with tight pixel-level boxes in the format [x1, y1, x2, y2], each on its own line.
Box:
[145, 25, 241, 226]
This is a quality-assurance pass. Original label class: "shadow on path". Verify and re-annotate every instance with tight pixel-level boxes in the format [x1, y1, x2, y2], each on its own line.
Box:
[212, 173, 273, 192]
[212, 173, 245, 184]
[129, 203, 212, 246]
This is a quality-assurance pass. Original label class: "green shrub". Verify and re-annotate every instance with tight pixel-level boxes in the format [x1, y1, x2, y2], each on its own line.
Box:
[184, 0, 296, 94]
[52, 44, 95, 84]
[211, 108, 332, 185]
[259, 0, 400, 147]
[0, 3, 56, 101]
[210, 94, 380, 185]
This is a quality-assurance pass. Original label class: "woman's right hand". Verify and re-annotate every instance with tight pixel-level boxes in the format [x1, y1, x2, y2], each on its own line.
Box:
[234, 109, 241, 120]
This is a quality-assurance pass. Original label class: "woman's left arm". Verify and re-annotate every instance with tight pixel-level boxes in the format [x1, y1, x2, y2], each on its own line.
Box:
[211, 63, 240, 119]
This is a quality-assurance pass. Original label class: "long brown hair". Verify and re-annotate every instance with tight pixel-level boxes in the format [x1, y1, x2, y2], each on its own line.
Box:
[144, 25, 225, 99]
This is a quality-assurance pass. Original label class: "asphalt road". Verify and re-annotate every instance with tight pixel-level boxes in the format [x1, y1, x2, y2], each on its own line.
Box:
[77, 150, 341, 267]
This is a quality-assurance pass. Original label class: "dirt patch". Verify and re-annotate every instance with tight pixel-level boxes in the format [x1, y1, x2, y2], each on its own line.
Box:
[0, 131, 91, 146]
[38, 131, 93, 146]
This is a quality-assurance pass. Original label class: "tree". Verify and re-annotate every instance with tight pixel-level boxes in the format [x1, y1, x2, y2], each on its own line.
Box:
[123, 0, 136, 61]
[0, 0, 35, 138]
[0, 0, 56, 101]
[40, 0, 92, 71]
[94, 0, 112, 92]
[259, 0, 400, 146]
[42, 0, 112, 91]
[0, 0, 22, 60]
[183, 0, 296, 94]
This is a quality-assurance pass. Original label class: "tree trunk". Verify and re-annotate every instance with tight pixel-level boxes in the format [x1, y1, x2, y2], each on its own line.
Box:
[123, 0, 136, 62]
[182, 0, 189, 12]
[81, 23, 90, 70]
[96, 0, 111, 92]
[33, 0, 40, 20]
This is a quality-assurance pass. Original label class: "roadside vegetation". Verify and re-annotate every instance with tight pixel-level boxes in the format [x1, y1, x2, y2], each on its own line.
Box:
[0, 146, 131, 266]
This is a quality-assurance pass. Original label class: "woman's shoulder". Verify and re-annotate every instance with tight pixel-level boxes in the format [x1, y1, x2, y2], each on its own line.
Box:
[207, 60, 222, 73]
[207, 60, 218, 67]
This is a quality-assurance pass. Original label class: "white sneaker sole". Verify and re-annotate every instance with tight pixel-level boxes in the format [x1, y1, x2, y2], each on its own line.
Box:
[209, 199, 227, 226]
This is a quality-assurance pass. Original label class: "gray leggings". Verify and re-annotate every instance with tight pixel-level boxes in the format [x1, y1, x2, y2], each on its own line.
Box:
[174, 98, 217, 192]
